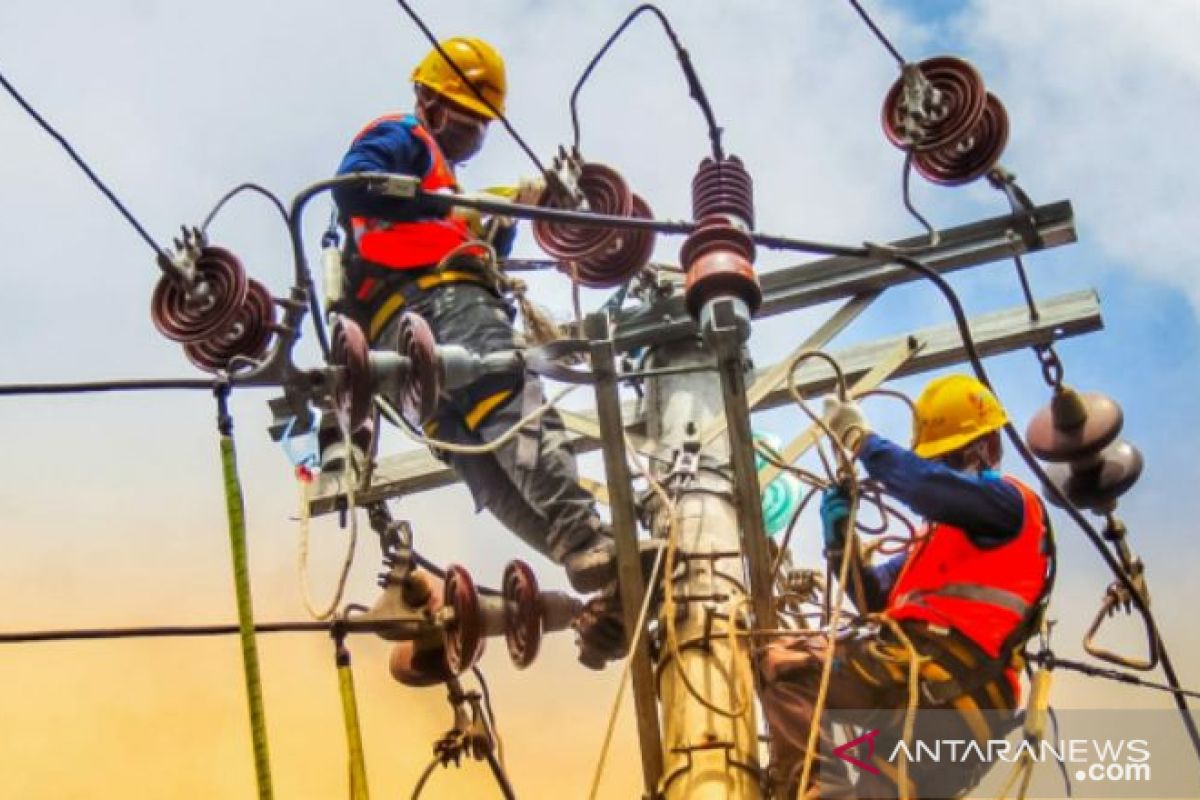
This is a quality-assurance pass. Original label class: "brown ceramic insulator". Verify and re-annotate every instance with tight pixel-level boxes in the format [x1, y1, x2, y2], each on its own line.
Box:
[882, 56, 988, 151]
[1026, 388, 1124, 463]
[502, 560, 542, 670]
[442, 564, 484, 675]
[559, 193, 657, 288]
[913, 92, 1009, 186]
[151, 245, 249, 343]
[182, 279, 275, 374]
[1043, 440, 1144, 511]
[388, 639, 455, 687]
[684, 248, 763, 319]
[679, 215, 756, 267]
[329, 315, 374, 432]
[397, 312, 442, 426]
[533, 162, 632, 263]
[692, 155, 755, 229]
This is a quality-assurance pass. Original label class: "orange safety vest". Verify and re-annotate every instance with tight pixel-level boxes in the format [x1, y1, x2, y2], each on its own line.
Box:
[886, 476, 1051, 660]
[349, 115, 475, 279]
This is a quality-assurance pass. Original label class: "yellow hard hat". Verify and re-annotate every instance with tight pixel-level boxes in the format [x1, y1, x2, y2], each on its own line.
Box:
[911, 374, 1009, 459]
[411, 37, 507, 120]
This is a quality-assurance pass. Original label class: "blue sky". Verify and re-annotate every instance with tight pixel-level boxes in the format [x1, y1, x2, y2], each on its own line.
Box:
[1, 1, 1198, 796]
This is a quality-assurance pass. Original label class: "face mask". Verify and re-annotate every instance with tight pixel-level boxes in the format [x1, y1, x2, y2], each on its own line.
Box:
[426, 101, 488, 164]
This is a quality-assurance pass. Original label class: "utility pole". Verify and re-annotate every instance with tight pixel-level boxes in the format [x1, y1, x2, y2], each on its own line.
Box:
[644, 329, 762, 799]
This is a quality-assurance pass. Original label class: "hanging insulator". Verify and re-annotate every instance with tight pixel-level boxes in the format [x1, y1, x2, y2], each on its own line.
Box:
[1026, 384, 1143, 511]
[182, 279, 275, 373]
[442, 564, 485, 676]
[502, 560, 542, 669]
[912, 92, 1010, 186]
[1043, 439, 1145, 511]
[150, 245, 249, 343]
[882, 56, 988, 151]
[559, 193, 657, 288]
[534, 159, 656, 288]
[329, 314, 374, 432]
[397, 312, 442, 426]
[1026, 386, 1124, 463]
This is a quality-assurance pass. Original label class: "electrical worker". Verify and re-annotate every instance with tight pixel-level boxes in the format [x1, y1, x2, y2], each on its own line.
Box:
[759, 374, 1055, 798]
[330, 38, 629, 598]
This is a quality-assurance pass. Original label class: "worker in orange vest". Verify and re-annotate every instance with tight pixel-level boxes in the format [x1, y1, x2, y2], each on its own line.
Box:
[330, 38, 635, 606]
[759, 374, 1055, 798]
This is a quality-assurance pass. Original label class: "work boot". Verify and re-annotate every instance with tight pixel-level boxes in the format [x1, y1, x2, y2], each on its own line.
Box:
[562, 536, 664, 594]
[574, 592, 628, 670]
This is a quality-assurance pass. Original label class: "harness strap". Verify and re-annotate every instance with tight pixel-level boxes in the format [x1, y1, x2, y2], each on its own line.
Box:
[897, 582, 1032, 618]
[365, 268, 493, 343]
[515, 378, 542, 470]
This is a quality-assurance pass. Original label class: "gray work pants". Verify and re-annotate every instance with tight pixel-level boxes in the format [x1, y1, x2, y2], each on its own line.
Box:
[376, 280, 605, 562]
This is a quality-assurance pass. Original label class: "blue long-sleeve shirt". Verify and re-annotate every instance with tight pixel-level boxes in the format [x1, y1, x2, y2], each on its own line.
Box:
[848, 433, 1024, 611]
[333, 114, 515, 255]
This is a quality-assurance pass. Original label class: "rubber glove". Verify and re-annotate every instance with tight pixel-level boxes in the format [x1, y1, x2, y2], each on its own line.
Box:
[820, 487, 851, 553]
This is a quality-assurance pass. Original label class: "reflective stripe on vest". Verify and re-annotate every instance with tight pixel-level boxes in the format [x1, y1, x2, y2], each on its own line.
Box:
[885, 476, 1050, 659]
[349, 116, 473, 271]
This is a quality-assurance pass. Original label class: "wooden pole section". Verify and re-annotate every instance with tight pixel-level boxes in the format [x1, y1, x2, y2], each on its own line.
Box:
[646, 335, 762, 800]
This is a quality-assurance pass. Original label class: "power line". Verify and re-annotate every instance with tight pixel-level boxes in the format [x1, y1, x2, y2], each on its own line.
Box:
[0, 67, 167, 259]
[391, 0, 548, 176]
[845, 0, 906, 67]
[570, 4, 725, 161]
[0, 378, 225, 397]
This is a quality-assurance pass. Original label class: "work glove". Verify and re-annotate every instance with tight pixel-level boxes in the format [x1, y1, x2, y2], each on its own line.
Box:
[820, 487, 851, 554]
[822, 394, 870, 453]
[513, 175, 546, 206]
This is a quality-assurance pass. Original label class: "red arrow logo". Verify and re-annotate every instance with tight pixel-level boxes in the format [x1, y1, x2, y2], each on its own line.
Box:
[832, 728, 881, 775]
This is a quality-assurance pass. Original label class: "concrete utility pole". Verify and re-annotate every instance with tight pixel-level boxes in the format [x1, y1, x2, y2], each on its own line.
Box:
[643, 330, 763, 800]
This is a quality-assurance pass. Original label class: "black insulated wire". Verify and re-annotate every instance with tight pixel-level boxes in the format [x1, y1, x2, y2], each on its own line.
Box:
[391, 0, 549, 177]
[0, 378, 223, 396]
[845, 0, 906, 67]
[0, 68, 167, 260]
[570, 4, 725, 161]
[202, 181, 332, 363]
[884, 250, 1200, 766]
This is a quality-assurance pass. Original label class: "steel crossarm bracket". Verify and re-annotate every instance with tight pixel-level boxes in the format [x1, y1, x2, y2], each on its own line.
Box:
[308, 289, 1100, 514]
[609, 200, 1075, 352]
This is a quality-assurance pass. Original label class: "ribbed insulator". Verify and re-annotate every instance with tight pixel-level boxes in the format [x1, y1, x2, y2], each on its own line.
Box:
[182, 278, 275, 374]
[882, 56, 987, 151]
[692, 155, 755, 229]
[151, 245, 249, 344]
[913, 92, 1009, 186]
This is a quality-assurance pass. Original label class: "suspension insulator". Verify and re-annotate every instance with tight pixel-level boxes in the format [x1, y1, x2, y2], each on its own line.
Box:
[397, 312, 442, 426]
[882, 56, 988, 151]
[150, 246, 249, 343]
[1025, 387, 1124, 463]
[182, 279, 275, 374]
[692, 155, 755, 229]
[329, 315, 374, 432]
[502, 560, 542, 670]
[1043, 439, 1145, 511]
[912, 92, 1010, 186]
[442, 564, 485, 676]
[557, 193, 657, 288]
[533, 161, 632, 261]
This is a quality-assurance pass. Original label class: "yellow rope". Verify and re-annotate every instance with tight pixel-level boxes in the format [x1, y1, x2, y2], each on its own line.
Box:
[334, 636, 370, 800]
[217, 421, 274, 799]
[297, 419, 360, 621]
